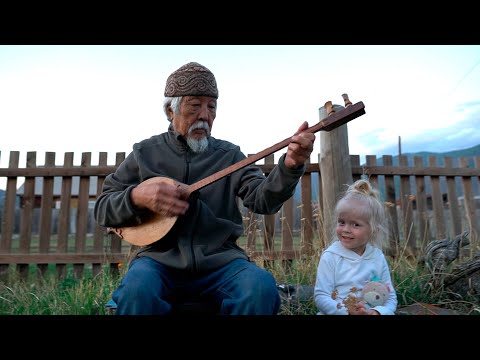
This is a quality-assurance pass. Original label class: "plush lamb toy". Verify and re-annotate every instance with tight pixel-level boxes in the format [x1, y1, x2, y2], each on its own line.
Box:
[361, 281, 390, 308]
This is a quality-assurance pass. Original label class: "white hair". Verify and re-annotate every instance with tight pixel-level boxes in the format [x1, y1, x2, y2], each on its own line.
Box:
[163, 96, 182, 121]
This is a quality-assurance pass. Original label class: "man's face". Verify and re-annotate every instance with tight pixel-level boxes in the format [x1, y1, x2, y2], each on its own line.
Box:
[170, 96, 217, 139]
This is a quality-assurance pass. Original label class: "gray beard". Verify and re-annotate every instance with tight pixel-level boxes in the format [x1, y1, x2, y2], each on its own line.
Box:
[186, 121, 210, 153]
[187, 136, 209, 153]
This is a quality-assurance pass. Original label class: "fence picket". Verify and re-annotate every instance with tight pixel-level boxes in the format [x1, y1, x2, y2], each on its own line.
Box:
[0, 150, 479, 279]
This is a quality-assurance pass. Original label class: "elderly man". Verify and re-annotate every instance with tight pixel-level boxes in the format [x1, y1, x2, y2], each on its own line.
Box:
[94, 62, 316, 315]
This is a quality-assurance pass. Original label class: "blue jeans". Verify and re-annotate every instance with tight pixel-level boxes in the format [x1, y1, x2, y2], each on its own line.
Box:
[112, 256, 280, 315]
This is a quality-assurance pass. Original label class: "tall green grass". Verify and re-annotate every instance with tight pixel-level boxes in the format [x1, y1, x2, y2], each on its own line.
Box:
[2, 219, 479, 315]
[0, 264, 120, 315]
[1, 252, 477, 315]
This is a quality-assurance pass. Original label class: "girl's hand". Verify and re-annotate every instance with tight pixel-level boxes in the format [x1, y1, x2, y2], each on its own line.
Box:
[348, 303, 370, 315]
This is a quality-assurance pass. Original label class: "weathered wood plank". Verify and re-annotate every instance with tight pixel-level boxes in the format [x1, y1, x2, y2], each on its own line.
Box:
[74, 152, 91, 278]
[300, 158, 313, 255]
[460, 157, 478, 257]
[0, 253, 127, 263]
[0, 151, 19, 276]
[38, 152, 56, 276]
[413, 156, 430, 249]
[1, 163, 479, 178]
[399, 155, 415, 255]
[429, 156, 446, 240]
[93, 152, 109, 277]
[383, 155, 399, 257]
[445, 157, 462, 238]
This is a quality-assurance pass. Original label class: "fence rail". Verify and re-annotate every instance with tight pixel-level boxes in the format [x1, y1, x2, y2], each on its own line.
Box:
[1, 150, 479, 279]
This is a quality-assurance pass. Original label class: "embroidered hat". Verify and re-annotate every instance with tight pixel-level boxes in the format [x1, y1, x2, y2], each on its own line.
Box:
[164, 62, 219, 98]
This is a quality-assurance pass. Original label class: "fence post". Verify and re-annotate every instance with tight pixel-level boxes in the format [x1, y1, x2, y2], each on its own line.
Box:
[318, 100, 353, 242]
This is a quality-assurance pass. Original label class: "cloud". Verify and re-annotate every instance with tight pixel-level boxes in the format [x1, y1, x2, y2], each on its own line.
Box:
[376, 106, 480, 155]
[456, 99, 480, 113]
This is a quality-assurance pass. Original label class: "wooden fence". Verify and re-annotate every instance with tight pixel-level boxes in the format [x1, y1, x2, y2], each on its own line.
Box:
[0, 150, 479, 279]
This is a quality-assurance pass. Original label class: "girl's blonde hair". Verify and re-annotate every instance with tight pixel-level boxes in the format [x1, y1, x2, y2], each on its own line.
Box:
[332, 178, 388, 248]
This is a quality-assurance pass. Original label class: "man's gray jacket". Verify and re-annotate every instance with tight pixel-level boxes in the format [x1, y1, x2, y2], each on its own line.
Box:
[94, 129, 305, 272]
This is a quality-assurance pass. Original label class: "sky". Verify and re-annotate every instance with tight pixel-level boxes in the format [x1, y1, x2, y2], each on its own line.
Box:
[1, 45, 479, 189]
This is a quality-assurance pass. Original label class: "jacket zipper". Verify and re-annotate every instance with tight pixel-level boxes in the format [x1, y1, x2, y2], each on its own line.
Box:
[184, 150, 197, 272]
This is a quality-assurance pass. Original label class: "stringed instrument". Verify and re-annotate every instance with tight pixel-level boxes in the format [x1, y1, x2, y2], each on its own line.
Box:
[109, 94, 366, 246]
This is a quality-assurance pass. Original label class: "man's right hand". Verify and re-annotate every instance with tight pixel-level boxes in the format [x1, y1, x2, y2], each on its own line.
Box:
[131, 178, 190, 217]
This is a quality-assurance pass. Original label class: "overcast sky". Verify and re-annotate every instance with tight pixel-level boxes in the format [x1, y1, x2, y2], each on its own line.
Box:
[1, 45, 479, 185]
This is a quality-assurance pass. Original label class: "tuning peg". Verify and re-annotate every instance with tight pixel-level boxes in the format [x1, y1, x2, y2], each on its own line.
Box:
[324, 101, 335, 116]
[342, 93, 352, 107]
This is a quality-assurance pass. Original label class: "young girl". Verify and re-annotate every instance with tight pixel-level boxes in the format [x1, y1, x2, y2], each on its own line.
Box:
[314, 179, 398, 315]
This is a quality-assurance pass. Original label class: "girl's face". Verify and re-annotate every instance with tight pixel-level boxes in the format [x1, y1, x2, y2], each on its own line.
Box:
[335, 199, 372, 256]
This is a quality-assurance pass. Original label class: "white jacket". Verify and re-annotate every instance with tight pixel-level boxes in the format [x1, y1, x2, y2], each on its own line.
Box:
[314, 241, 398, 315]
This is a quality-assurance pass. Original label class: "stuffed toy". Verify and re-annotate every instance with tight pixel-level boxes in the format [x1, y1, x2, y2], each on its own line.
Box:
[361, 281, 390, 308]
[339, 279, 391, 313]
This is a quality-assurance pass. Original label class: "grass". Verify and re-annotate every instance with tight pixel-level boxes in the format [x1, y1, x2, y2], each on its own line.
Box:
[1, 249, 478, 315]
[2, 206, 480, 316]
[0, 264, 119, 315]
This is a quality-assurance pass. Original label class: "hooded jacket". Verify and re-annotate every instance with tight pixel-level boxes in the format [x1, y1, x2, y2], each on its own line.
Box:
[314, 241, 398, 315]
[94, 129, 305, 273]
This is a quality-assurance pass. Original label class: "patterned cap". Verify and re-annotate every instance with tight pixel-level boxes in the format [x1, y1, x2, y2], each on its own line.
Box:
[164, 62, 218, 98]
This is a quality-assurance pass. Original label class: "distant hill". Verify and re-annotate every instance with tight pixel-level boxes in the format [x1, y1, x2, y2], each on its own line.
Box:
[295, 143, 480, 203]
[375, 143, 480, 166]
